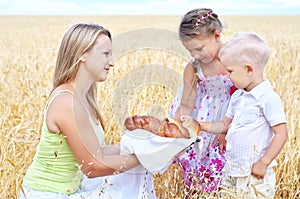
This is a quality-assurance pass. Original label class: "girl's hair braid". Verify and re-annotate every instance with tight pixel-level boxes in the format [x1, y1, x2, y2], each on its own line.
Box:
[179, 8, 223, 40]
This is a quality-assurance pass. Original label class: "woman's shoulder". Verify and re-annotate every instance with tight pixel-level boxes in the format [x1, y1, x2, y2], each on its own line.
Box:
[47, 86, 85, 116]
[52, 91, 73, 104]
[45, 89, 75, 134]
[50, 84, 74, 96]
[48, 89, 74, 106]
[46, 88, 88, 134]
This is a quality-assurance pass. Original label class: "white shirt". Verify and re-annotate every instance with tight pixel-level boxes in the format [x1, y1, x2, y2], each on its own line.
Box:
[224, 79, 286, 177]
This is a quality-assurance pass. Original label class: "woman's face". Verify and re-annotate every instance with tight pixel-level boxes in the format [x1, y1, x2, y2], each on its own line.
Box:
[83, 34, 114, 82]
[182, 33, 220, 63]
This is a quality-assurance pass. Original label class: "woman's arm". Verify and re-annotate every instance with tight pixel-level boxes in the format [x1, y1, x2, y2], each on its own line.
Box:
[102, 144, 120, 155]
[47, 92, 140, 178]
[175, 63, 196, 119]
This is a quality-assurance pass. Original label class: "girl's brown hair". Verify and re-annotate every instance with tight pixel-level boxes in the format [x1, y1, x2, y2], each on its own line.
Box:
[179, 8, 223, 40]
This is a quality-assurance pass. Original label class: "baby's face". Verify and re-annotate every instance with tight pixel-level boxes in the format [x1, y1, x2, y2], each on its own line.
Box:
[220, 54, 253, 91]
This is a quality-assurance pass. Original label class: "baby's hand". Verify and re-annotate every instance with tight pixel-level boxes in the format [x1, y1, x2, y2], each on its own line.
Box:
[251, 160, 268, 179]
[180, 115, 201, 136]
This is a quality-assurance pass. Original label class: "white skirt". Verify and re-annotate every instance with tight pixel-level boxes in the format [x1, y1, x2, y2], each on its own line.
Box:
[19, 129, 196, 199]
[19, 177, 123, 199]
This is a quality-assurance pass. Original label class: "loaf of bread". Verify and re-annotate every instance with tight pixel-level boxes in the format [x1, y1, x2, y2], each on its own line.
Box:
[124, 115, 200, 138]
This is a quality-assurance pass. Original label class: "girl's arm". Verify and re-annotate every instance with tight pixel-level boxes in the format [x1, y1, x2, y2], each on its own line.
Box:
[47, 92, 140, 178]
[174, 63, 196, 119]
[251, 123, 288, 179]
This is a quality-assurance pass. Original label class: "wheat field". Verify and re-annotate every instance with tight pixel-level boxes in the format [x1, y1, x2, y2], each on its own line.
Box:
[0, 15, 299, 198]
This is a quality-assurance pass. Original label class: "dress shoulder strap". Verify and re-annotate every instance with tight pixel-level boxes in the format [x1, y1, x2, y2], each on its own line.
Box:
[45, 89, 74, 112]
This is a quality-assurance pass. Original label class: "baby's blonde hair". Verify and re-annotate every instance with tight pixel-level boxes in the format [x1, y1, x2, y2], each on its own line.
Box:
[219, 32, 270, 68]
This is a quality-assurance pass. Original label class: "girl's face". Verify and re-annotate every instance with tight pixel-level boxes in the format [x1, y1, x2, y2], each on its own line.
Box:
[83, 34, 114, 82]
[182, 32, 220, 63]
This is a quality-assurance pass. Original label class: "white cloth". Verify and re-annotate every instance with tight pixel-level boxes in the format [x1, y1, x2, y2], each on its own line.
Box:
[109, 129, 197, 198]
[224, 79, 286, 177]
[121, 129, 197, 173]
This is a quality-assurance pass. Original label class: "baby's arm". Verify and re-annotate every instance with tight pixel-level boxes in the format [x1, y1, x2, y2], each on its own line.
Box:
[175, 63, 196, 119]
[251, 123, 288, 179]
[198, 116, 232, 134]
[181, 115, 232, 134]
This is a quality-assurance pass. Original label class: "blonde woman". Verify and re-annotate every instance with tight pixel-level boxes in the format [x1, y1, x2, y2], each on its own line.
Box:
[19, 23, 196, 198]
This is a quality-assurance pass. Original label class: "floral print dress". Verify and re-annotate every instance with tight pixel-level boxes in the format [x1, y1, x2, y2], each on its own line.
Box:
[169, 61, 233, 192]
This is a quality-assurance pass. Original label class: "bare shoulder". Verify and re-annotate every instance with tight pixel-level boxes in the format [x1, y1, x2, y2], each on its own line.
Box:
[46, 91, 86, 133]
[183, 62, 196, 80]
[185, 62, 195, 72]
[49, 91, 75, 112]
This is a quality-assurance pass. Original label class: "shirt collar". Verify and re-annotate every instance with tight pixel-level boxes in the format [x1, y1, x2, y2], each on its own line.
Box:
[242, 79, 273, 100]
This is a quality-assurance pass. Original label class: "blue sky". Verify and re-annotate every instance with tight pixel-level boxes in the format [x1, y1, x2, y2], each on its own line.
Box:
[0, 0, 299, 15]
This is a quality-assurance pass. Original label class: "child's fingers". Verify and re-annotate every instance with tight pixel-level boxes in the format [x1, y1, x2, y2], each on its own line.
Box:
[211, 137, 216, 147]
[180, 115, 192, 122]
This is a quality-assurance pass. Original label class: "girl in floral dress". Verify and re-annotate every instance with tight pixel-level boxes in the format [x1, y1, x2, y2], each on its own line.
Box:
[169, 8, 235, 192]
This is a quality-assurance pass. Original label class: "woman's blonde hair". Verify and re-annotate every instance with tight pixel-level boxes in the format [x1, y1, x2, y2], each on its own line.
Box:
[53, 23, 111, 128]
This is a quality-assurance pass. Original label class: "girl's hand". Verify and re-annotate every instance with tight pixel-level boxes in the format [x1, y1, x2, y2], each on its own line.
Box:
[251, 160, 268, 179]
[212, 134, 226, 155]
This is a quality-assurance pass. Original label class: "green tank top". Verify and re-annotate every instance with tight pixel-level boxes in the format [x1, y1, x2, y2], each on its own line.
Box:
[23, 90, 105, 194]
